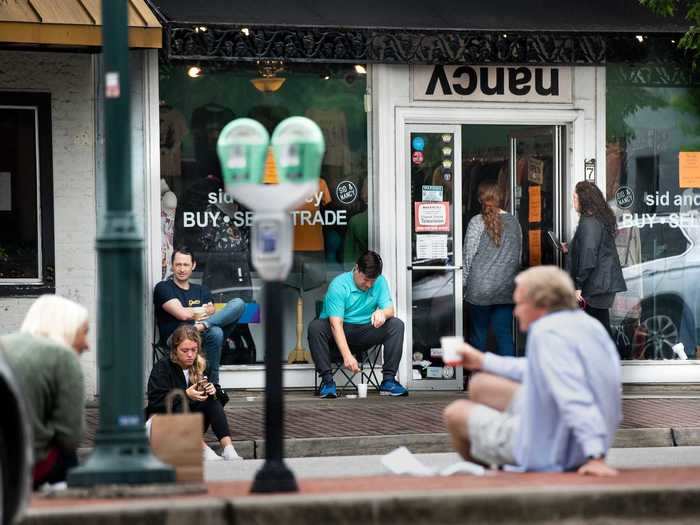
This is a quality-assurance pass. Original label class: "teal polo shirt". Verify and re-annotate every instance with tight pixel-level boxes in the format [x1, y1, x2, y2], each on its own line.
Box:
[320, 271, 393, 325]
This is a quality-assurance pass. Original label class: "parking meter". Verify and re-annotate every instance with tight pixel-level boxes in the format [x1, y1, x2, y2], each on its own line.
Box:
[217, 116, 325, 280]
[217, 117, 325, 494]
[216, 118, 269, 185]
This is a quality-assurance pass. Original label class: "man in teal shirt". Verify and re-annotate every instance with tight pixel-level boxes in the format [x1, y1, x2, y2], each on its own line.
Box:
[308, 251, 408, 398]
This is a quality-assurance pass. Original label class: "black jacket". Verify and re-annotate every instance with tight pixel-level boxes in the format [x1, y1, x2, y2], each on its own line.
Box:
[145, 358, 197, 418]
[569, 215, 627, 299]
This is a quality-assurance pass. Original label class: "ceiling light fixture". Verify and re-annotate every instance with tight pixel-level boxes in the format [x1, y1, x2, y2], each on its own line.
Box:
[636, 35, 645, 43]
[250, 60, 286, 92]
[187, 66, 203, 78]
[241, 27, 250, 36]
[354, 64, 367, 75]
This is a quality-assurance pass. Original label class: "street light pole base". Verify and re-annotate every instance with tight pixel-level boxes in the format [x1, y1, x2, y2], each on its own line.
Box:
[250, 460, 298, 493]
[67, 437, 175, 487]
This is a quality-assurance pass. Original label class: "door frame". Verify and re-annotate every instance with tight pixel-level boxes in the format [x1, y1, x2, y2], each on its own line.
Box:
[404, 123, 464, 390]
[394, 107, 585, 389]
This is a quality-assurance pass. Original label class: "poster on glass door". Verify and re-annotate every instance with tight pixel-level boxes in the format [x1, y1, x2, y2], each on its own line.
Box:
[414, 201, 450, 232]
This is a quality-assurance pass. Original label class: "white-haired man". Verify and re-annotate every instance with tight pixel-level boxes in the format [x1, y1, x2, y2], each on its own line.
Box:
[444, 265, 621, 476]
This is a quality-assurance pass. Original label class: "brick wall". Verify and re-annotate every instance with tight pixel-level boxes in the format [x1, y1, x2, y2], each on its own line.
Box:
[0, 50, 98, 397]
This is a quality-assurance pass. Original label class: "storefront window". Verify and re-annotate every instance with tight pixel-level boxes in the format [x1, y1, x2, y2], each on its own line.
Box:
[606, 63, 700, 361]
[0, 92, 54, 294]
[159, 63, 369, 365]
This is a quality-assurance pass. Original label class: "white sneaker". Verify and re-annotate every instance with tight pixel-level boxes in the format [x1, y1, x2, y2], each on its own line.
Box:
[222, 444, 243, 461]
[203, 444, 223, 461]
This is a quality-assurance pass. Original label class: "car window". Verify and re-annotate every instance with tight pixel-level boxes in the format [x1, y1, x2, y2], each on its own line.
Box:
[616, 223, 689, 267]
[639, 223, 689, 263]
[615, 226, 640, 268]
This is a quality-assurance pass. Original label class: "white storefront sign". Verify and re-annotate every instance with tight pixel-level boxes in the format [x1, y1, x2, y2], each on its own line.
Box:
[412, 65, 572, 103]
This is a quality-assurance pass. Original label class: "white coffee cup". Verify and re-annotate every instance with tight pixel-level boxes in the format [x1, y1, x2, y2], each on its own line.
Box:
[440, 336, 464, 364]
[357, 383, 368, 398]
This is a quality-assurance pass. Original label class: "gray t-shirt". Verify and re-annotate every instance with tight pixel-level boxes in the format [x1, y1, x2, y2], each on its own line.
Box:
[463, 212, 522, 305]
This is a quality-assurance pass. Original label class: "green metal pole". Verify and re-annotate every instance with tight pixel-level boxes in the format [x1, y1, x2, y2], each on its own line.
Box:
[68, 0, 174, 486]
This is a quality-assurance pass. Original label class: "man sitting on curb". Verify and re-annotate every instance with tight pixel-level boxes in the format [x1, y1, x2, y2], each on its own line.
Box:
[154, 246, 245, 385]
[444, 265, 621, 475]
[308, 250, 408, 398]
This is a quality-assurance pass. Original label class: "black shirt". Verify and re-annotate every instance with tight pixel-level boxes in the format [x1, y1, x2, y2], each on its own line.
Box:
[153, 279, 212, 343]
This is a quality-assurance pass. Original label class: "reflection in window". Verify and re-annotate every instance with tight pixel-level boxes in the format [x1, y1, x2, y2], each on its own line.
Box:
[607, 63, 700, 361]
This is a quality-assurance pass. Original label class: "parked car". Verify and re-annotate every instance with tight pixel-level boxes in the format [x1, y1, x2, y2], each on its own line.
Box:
[0, 349, 31, 525]
[612, 213, 700, 360]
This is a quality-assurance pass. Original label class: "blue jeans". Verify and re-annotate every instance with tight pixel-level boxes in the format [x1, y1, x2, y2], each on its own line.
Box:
[469, 303, 515, 357]
[201, 298, 245, 384]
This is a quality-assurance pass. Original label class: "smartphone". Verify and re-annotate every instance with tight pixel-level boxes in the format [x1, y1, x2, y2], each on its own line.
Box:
[197, 376, 209, 391]
[546, 231, 565, 252]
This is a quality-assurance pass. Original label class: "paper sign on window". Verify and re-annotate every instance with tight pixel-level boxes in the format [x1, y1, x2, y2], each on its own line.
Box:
[679, 152, 700, 188]
[421, 185, 443, 202]
[416, 234, 448, 259]
[528, 185, 541, 223]
[528, 229, 542, 266]
[414, 202, 450, 232]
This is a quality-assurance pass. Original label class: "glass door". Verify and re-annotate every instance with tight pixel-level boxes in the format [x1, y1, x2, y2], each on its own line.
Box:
[406, 125, 463, 389]
[509, 126, 565, 355]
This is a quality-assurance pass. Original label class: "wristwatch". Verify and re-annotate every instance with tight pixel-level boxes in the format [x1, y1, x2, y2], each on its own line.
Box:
[586, 454, 605, 461]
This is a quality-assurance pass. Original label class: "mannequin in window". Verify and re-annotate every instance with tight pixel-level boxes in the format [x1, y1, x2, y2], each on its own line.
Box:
[161, 180, 178, 279]
[285, 174, 331, 364]
[191, 102, 235, 179]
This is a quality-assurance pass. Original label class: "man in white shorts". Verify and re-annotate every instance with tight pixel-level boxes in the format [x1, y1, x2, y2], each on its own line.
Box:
[444, 266, 621, 475]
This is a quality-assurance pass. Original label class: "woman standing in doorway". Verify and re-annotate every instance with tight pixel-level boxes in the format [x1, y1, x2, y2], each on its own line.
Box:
[463, 180, 522, 356]
[566, 180, 626, 334]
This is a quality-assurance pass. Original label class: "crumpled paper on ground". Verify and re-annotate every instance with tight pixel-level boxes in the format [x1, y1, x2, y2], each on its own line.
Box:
[381, 446, 486, 477]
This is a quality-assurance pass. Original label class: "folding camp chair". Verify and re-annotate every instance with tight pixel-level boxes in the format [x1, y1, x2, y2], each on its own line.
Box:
[314, 342, 383, 396]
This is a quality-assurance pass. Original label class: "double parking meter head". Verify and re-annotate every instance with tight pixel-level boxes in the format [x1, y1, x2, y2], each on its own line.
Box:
[270, 116, 325, 185]
[216, 118, 270, 186]
[216, 117, 325, 280]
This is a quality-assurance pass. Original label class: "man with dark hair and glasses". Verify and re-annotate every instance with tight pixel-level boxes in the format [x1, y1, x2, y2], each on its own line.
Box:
[308, 250, 408, 398]
[154, 246, 245, 384]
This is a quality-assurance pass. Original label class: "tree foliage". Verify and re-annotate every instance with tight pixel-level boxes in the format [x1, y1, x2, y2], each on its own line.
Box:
[641, 0, 700, 53]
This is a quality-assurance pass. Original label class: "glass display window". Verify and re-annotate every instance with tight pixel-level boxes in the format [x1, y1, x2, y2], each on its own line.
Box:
[607, 63, 700, 361]
[158, 63, 369, 365]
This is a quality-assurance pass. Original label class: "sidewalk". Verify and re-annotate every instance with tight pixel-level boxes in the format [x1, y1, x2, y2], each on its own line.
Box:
[81, 391, 700, 458]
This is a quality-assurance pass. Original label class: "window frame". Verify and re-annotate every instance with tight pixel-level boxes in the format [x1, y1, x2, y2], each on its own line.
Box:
[0, 92, 55, 296]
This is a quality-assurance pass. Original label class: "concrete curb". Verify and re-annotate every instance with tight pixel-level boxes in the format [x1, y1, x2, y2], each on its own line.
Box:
[77, 427, 700, 462]
[612, 428, 674, 448]
[256, 433, 453, 458]
[21, 498, 230, 525]
[673, 427, 700, 446]
[22, 485, 700, 525]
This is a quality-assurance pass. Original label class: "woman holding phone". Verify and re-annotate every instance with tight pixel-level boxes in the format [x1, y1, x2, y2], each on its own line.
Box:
[145, 324, 241, 460]
[565, 181, 626, 335]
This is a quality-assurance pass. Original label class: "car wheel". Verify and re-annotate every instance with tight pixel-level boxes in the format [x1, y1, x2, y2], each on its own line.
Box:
[634, 313, 678, 360]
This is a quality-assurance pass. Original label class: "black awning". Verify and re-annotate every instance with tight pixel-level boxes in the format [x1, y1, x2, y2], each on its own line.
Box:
[148, 0, 690, 33]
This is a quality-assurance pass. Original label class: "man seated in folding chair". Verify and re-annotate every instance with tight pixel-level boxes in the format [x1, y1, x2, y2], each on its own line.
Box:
[154, 246, 245, 385]
[308, 250, 408, 398]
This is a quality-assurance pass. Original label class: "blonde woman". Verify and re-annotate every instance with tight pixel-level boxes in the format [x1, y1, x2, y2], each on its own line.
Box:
[463, 180, 522, 356]
[0, 294, 89, 489]
[145, 324, 241, 461]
